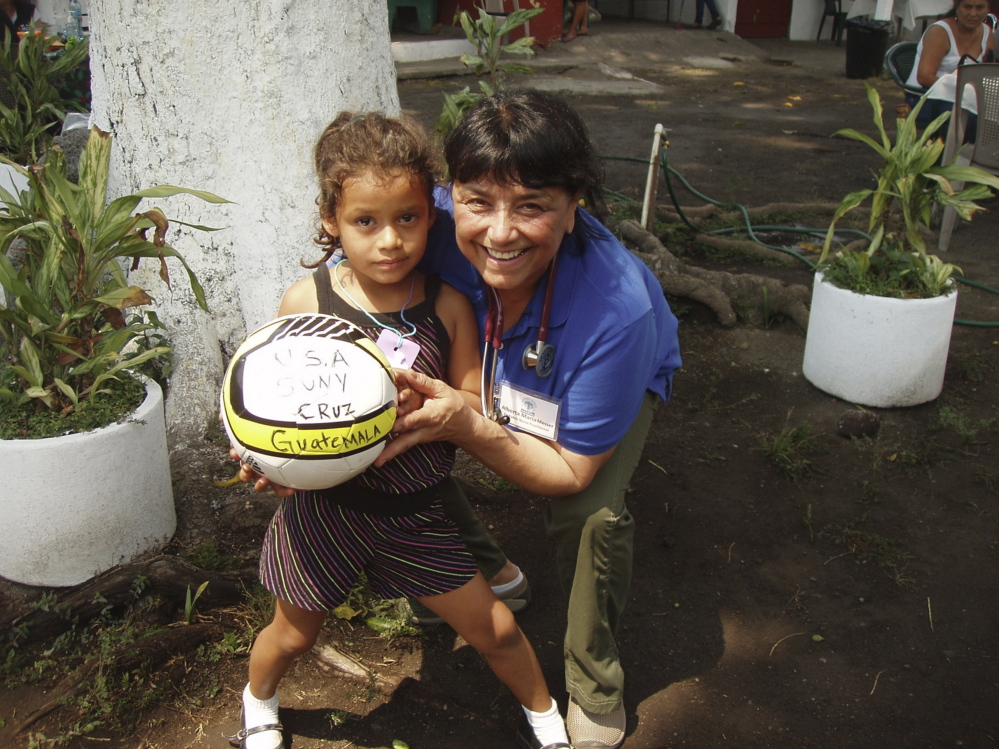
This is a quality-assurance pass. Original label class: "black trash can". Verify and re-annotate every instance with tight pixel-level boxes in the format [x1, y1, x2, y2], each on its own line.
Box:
[845, 18, 892, 79]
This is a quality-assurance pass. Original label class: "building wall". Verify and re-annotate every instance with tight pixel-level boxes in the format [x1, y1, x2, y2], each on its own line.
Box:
[598, 0, 737, 31]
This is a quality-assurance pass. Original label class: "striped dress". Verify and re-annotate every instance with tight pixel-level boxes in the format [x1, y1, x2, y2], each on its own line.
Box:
[257, 269, 477, 610]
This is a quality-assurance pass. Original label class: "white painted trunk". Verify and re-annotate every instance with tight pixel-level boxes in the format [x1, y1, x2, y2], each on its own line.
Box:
[87, 0, 400, 444]
[801, 273, 958, 408]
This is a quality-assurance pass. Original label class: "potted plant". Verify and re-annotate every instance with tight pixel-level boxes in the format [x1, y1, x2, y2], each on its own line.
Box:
[0, 27, 90, 166]
[801, 84, 999, 408]
[0, 127, 228, 586]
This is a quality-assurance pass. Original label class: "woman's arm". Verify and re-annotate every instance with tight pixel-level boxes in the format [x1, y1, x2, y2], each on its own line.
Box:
[380, 369, 615, 496]
[916, 24, 951, 88]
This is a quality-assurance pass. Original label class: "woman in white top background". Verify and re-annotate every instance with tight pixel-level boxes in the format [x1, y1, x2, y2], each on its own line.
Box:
[905, 0, 995, 131]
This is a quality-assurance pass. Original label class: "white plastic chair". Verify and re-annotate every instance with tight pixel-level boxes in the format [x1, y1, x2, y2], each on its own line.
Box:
[937, 63, 999, 251]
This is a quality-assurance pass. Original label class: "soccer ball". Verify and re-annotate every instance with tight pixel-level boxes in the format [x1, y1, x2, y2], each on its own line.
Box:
[220, 313, 397, 491]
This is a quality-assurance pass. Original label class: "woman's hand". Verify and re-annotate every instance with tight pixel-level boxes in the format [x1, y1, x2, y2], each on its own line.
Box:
[228, 446, 296, 497]
[376, 369, 476, 465]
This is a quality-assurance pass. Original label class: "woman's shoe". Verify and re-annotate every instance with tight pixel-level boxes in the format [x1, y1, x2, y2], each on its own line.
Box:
[515, 711, 574, 749]
[408, 571, 532, 625]
[708, 16, 723, 29]
[566, 697, 624, 749]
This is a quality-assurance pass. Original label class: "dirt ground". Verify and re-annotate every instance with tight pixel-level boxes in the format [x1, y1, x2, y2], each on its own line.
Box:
[3, 19, 999, 749]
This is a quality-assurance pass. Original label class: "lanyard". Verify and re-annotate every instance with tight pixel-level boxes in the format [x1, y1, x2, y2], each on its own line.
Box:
[480, 255, 559, 423]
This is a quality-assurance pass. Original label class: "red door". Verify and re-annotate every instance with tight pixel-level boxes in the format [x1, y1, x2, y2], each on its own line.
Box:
[735, 0, 793, 38]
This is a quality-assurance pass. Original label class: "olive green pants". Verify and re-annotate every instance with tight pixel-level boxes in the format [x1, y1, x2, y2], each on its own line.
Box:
[441, 391, 660, 714]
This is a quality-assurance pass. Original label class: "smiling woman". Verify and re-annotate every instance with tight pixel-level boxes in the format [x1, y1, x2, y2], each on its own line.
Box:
[905, 0, 996, 125]
[393, 88, 682, 749]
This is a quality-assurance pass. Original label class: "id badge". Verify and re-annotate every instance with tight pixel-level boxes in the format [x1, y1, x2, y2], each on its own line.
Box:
[496, 381, 560, 441]
[376, 329, 421, 368]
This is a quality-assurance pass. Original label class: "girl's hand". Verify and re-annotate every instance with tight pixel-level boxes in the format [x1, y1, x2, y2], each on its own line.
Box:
[376, 369, 476, 465]
[228, 446, 296, 497]
[393, 368, 425, 417]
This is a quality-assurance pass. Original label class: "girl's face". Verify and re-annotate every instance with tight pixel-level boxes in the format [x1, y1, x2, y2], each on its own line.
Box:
[324, 170, 434, 291]
[451, 178, 579, 301]
[956, 0, 988, 29]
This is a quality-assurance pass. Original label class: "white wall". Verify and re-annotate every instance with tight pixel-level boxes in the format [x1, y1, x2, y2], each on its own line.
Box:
[789, 0, 858, 41]
[35, 0, 91, 32]
[598, 0, 736, 31]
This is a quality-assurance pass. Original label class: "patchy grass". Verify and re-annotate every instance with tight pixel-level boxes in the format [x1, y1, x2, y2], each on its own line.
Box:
[759, 417, 819, 480]
[820, 523, 914, 585]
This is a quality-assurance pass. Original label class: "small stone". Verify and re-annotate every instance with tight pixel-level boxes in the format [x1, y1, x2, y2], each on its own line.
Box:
[836, 410, 881, 438]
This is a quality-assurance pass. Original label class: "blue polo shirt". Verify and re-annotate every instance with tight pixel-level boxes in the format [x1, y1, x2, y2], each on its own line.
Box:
[422, 186, 681, 456]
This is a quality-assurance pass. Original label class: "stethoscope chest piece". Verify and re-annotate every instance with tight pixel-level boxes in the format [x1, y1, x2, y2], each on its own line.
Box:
[523, 341, 556, 377]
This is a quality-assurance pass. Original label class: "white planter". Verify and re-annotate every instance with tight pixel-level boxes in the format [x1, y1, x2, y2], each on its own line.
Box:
[0, 162, 30, 196]
[802, 273, 958, 408]
[0, 380, 176, 587]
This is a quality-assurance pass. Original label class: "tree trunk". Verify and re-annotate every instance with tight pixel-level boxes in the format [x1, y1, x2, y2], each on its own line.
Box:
[88, 0, 401, 445]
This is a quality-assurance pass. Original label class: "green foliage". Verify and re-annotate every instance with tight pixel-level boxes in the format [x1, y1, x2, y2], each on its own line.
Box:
[819, 84, 999, 298]
[820, 523, 914, 583]
[54, 35, 91, 111]
[434, 7, 544, 142]
[759, 418, 818, 480]
[332, 573, 419, 639]
[456, 6, 542, 79]
[935, 404, 996, 447]
[0, 28, 90, 164]
[183, 581, 210, 625]
[0, 127, 230, 423]
[0, 369, 145, 438]
[183, 541, 237, 572]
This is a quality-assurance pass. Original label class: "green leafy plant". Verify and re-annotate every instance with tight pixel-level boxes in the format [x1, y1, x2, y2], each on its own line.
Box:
[434, 6, 544, 141]
[759, 419, 818, 481]
[0, 27, 90, 164]
[184, 581, 210, 625]
[818, 84, 999, 299]
[0, 127, 229, 427]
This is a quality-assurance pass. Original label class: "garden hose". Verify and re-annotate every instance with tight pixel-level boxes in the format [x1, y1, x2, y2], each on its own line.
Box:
[599, 148, 999, 327]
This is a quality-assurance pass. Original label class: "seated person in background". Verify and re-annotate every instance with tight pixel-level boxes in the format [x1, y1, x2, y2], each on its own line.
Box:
[905, 0, 995, 134]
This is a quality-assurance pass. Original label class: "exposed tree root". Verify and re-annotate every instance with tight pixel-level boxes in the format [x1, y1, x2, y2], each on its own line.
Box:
[615, 219, 812, 329]
[2, 554, 246, 644]
[312, 630, 402, 691]
[655, 200, 843, 226]
[692, 233, 800, 265]
[14, 623, 214, 735]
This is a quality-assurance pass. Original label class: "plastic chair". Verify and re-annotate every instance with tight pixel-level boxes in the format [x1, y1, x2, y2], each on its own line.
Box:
[817, 0, 847, 45]
[937, 63, 999, 251]
[884, 41, 925, 96]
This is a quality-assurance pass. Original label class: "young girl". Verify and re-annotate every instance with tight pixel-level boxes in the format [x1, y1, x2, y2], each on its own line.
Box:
[228, 113, 571, 749]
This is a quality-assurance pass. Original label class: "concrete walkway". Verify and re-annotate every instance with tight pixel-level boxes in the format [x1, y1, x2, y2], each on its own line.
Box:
[394, 17, 855, 90]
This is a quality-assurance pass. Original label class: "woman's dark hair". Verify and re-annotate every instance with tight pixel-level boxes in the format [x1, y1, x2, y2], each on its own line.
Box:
[306, 111, 440, 268]
[443, 89, 606, 221]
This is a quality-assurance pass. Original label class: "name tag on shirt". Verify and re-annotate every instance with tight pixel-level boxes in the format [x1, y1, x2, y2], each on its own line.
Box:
[376, 329, 421, 368]
[496, 381, 560, 441]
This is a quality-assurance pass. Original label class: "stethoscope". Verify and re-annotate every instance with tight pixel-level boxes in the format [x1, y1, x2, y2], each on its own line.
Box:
[480, 254, 559, 424]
